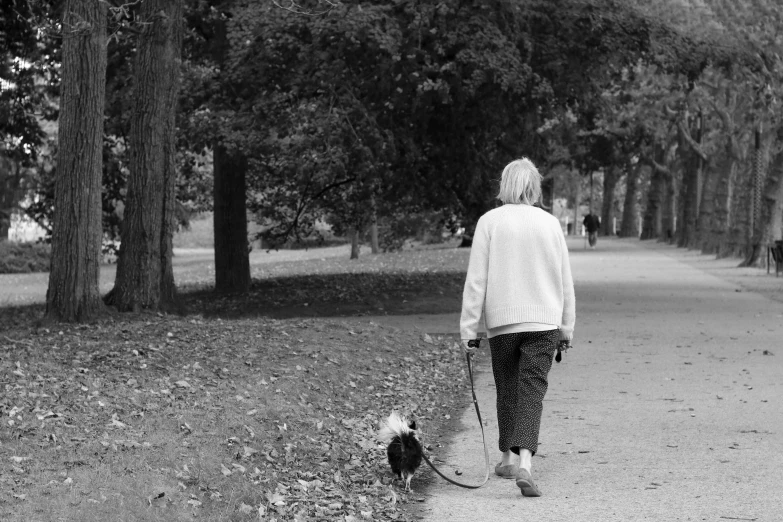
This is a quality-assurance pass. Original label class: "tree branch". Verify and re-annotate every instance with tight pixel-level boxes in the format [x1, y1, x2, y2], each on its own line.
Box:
[272, 0, 340, 16]
[677, 120, 708, 161]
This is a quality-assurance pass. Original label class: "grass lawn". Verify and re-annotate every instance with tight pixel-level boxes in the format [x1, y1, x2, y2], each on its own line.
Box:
[0, 245, 473, 521]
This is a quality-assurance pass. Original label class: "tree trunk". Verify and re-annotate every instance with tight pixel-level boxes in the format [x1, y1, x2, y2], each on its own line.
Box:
[677, 163, 699, 249]
[740, 128, 766, 266]
[641, 167, 664, 240]
[724, 157, 752, 259]
[600, 166, 621, 237]
[213, 145, 250, 293]
[370, 195, 379, 254]
[742, 129, 783, 266]
[712, 156, 737, 258]
[112, 0, 183, 311]
[696, 165, 719, 254]
[677, 153, 701, 247]
[350, 228, 360, 259]
[619, 163, 641, 237]
[45, 0, 107, 322]
[661, 174, 676, 243]
[160, 67, 180, 307]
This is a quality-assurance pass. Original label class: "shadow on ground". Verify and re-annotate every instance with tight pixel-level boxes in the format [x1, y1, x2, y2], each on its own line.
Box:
[186, 271, 465, 319]
[0, 271, 466, 331]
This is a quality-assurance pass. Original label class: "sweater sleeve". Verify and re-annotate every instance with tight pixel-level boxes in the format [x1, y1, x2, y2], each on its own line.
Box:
[558, 229, 576, 341]
[460, 217, 490, 340]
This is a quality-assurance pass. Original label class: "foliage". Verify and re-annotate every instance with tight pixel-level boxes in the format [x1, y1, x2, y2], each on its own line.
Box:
[177, 0, 695, 249]
[0, 240, 50, 273]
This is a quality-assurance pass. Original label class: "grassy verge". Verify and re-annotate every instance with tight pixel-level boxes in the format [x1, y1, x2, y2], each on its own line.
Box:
[0, 246, 474, 521]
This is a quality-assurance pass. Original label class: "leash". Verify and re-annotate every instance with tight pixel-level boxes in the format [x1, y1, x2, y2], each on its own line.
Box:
[421, 350, 490, 489]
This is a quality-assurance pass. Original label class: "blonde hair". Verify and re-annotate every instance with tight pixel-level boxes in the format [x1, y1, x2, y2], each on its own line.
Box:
[497, 158, 542, 205]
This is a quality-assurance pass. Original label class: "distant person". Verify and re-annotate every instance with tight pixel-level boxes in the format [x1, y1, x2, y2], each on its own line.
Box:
[460, 158, 575, 497]
[583, 212, 600, 248]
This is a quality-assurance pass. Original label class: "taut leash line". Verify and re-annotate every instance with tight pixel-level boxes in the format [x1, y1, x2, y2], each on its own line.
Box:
[421, 351, 490, 489]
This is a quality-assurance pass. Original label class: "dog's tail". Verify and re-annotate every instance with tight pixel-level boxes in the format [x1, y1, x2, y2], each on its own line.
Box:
[378, 411, 415, 443]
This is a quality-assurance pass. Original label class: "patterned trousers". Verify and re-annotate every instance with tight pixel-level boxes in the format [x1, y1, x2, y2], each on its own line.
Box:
[489, 329, 559, 456]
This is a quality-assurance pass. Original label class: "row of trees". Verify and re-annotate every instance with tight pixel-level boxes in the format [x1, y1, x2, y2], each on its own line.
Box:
[1, 0, 781, 322]
[559, 0, 783, 268]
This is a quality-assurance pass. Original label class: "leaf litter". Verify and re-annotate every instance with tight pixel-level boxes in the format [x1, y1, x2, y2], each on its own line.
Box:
[0, 313, 471, 521]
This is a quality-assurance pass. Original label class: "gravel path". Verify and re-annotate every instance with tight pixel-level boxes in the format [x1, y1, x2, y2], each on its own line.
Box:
[359, 237, 783, 522]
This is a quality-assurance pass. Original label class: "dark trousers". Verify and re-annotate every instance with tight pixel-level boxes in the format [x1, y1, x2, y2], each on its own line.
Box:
[588, 231, 598, 246]
[489, 329, 558, 456]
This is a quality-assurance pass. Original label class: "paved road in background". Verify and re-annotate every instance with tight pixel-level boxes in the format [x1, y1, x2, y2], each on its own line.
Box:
[362, 238, 783, 522]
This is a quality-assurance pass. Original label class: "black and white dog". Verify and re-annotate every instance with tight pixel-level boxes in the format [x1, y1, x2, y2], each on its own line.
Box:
[378, 411, 423, 491]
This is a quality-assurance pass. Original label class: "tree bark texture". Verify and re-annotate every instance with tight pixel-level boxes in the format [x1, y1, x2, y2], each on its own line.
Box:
[45, 0, 107, 322]
[708, 99, 743, 258]
[213, 145, 250, 293]
[725, 158, 753, 259]
[619, 163, 642, 237]
[113, 0, 183, 311]
[370, 195, 379, 254]
[742, 130, 783, 266]
[714, 161, 737, 258]
[661, 174, 676, 243]
[696, 164, 719, 254]
[676, 117, 704, 249]
[740, 129, 767, 266]
[600, 167, 621, 236]
[640, 153, 668, 241]
[350, 229, 360, 259]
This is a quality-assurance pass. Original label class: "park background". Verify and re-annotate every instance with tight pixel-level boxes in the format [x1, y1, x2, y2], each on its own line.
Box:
[2, 0, 783, 521]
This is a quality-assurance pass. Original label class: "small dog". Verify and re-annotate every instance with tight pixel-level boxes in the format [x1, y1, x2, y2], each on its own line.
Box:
[378, 411, 423, 491]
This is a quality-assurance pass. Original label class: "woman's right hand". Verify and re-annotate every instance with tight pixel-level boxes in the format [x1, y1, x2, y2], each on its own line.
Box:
[461, 339, 481, 356]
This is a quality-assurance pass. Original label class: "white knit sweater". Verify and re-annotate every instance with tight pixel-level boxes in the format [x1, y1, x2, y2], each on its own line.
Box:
[459, 204, 575, 341]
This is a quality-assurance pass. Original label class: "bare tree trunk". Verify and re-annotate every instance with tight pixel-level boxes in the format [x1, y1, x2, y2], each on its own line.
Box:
[112, 0, 183, 311]
[160, 69, 180, 307]
[619, 163, 642, 237]
[370, 195, 379, 254]
[641, 169, 665, 240]
[676, 114, 705, 249]
[45, 0, 107, 322]
[697, 165, 719, 254]
[740, 127, 767, 266]
[713, 157, 737, 257]
[742, 128, 783, 266]
[725, 156, 752, 259]
[709, 96, 742, 258]
[350, 228, 360, 259]
[213, 145, 250, 293]
[601, 166, 621, 237]
[661, 174, 676, 243]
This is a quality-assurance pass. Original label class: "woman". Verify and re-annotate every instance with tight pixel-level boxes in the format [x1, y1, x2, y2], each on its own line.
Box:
[460, 157, 575, 497]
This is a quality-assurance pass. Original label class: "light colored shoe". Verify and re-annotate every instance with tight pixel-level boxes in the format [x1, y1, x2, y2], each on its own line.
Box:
[515, 468, 542, 497]
[494, 462, 518, 479]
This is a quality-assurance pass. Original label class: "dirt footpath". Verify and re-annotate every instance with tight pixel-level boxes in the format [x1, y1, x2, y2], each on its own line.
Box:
[359, 238, 783, 522]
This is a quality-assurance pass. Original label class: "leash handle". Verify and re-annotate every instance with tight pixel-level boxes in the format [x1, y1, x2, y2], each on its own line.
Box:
[421, 350, 490, 489]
